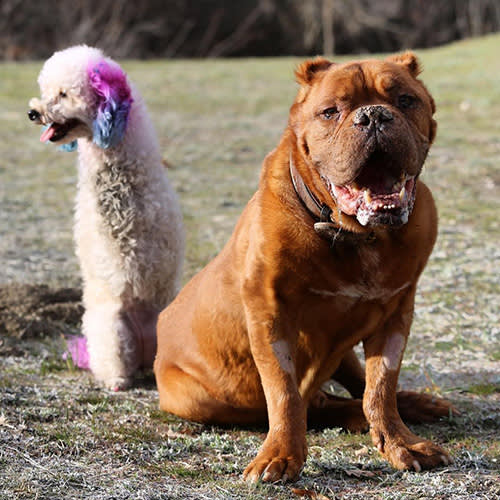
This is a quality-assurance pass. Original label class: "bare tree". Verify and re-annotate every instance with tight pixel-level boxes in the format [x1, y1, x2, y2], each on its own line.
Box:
[322, 0, 335, 55]
[1, 0, 499, 60]
[206, 0, 276, 57]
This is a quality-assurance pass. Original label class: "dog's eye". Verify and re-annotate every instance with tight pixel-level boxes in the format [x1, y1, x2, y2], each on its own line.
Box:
[398, 94, 417, 109]
[59, 91, 67, 98]
[321, 107, 339, 120]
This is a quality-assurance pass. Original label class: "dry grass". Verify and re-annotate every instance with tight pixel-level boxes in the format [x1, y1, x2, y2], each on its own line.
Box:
[0, 34, 499, 499]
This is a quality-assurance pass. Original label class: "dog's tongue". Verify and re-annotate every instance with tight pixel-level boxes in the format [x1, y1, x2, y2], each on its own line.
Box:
[40, 124, 55, 142]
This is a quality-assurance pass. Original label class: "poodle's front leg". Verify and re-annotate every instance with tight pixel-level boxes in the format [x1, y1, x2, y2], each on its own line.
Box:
[82, 298, 140, 391]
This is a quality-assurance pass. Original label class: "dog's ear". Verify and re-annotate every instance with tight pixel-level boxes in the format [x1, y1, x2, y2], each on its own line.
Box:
[295, 58, 333, 86]
[386, 51, 421, 77]
[429, 117, 437, 144]
[88, 59, 133, 149]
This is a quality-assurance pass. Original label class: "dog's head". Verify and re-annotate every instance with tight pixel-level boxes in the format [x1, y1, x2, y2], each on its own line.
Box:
[28, 45, 133, 150]
[290, 52, 436, 227]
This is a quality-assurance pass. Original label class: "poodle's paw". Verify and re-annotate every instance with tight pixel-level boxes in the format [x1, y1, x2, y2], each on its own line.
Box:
[101, 375, 133, 392]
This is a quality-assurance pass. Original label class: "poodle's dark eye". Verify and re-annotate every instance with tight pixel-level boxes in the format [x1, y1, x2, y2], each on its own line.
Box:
[398, 94, 417, 109]
[59, 91, 67, 98]
[321, 107, 339, 120]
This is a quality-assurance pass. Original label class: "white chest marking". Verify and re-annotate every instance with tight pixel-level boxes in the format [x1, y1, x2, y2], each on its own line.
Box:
[382, 333, 406, 371]
[309, 281, 411, 302]
[271, 339, 295, 375]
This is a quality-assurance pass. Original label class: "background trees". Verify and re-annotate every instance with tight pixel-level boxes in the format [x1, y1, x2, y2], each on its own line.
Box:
[1, 0, 499, 59]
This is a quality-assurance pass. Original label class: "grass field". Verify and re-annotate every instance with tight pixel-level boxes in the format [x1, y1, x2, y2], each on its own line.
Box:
[0, 34, 499, 499]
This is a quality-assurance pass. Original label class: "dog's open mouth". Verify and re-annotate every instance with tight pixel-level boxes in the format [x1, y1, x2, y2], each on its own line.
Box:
[40, 119, 81, 143]
[329, 174, 416, 227]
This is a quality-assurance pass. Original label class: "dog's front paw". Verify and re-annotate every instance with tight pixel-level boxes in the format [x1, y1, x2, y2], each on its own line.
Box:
[101, 375, 133, 392]
[371, 426, 451, 471]
[243, 432, 307, 483]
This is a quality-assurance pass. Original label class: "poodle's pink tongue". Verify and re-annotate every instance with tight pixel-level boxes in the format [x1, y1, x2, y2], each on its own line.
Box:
[40, 125, 55, 142]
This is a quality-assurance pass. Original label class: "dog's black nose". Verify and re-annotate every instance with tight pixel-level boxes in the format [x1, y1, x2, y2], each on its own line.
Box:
[354, 105, 393, 128]
[28, 109, 41, 121]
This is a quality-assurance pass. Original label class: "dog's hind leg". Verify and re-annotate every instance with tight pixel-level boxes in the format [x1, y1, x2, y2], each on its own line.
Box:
[396, 391, 459, 423]
[155, 364, 267, 426]
[331, 348, 366, 398]
[121, 306, 159, 370]
[330, 349, 457, 422]
[307, 389, 457, 432]
[308, 391, 368, 432]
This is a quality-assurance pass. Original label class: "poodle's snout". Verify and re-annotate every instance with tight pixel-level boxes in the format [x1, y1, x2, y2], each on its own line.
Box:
[28, 109, 41, 122]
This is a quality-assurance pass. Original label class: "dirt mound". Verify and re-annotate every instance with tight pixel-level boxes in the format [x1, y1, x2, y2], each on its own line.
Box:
[0, 283, 83, 338]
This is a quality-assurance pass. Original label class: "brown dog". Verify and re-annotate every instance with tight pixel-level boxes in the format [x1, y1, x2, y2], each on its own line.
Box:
[155, 52, 456, 482]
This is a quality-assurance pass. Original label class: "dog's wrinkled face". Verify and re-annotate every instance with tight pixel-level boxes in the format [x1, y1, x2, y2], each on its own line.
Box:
[291, 52, 437, 227]
[28, 45, 132, 150]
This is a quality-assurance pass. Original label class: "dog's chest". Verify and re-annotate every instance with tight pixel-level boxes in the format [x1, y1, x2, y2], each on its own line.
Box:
[93, 161, 144, 251]
[308, 242, 412, 304]
[309, 280, 410, 303]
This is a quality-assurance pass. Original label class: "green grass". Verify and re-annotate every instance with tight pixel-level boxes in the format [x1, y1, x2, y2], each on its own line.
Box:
[466, 383, 499, 396]
[1, 34, 499, 499]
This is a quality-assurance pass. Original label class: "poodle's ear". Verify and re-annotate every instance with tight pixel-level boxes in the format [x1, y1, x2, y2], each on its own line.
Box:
[88, 59, 133, 149]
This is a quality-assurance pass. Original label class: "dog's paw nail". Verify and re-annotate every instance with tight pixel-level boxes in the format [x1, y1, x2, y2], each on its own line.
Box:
[242, 469, 259, 484]
[412, 460, 421, 472]
[262, 471, 272, 482]
[251, 474, 261, 484]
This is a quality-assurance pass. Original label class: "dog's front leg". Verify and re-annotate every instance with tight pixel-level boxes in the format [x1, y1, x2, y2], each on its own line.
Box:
[242, 297, 307, 483]
[363, 287, 451, 471]
[81, 280, 140, 391]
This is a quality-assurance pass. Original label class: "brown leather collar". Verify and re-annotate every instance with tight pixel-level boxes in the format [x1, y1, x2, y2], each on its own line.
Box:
[289, 154, 376, 245]
[289, 153, 333, 224]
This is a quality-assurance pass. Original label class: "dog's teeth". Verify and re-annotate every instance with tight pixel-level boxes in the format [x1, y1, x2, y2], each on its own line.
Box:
[364, 189, 372, 204]
[399, 186, 406, 201]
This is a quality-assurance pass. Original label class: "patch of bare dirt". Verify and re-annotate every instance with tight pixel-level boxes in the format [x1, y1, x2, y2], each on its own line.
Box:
[0, 283, 82, 339]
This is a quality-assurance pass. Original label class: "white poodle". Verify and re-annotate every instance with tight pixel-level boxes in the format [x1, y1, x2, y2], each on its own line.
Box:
[28, 45, 184, 390]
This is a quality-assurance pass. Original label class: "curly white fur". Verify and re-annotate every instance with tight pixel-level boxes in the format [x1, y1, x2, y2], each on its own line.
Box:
[29, 46, 184, 390]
